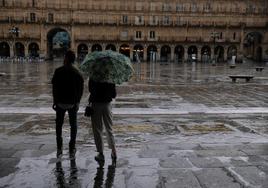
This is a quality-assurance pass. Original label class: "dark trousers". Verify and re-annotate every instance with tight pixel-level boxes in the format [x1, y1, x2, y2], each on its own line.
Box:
[55, 106, 78, 149]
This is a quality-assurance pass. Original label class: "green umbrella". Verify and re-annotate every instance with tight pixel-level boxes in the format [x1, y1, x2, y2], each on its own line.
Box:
[80, 50, 134, 84]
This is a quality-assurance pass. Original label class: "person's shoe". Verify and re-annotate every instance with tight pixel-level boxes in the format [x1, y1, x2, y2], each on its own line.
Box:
[69, 147, 76, 159]
[95, 153, 105, 166]
[111, 152, 117, 166]
[56, 149, 63, 158]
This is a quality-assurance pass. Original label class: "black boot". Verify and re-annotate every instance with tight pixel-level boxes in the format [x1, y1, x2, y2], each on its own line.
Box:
[56, 137, 63, 158]
[69, 142, 76, 158]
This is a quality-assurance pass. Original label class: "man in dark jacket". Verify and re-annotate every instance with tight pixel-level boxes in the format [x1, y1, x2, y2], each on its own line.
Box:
[88, 79, 117, 166]
[52, 50, 84, 158]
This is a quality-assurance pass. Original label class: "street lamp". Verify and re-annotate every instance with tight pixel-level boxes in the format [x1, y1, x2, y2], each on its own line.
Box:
[9, 26, 20, 58]
[210, 31, 220, 65]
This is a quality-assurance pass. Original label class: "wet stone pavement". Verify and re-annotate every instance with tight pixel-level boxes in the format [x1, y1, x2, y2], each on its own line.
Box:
[0, 60, 268, 188]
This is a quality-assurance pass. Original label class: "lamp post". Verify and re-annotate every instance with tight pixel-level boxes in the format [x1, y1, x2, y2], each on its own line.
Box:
[210, 31, 220, 65]
[9, 26, 20, 58]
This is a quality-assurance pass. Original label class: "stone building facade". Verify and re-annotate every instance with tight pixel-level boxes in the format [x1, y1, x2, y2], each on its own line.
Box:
[0, 0, 267, 62]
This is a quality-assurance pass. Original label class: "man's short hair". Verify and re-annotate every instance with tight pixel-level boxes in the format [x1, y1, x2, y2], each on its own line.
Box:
[65, 50, 76, 64]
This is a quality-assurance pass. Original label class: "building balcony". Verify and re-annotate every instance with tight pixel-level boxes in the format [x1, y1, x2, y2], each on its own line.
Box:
[186, 37, 200, 42]
[173, 36, 186, 42]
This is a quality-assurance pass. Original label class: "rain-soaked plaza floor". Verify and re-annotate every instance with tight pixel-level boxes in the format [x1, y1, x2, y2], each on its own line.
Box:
[0, 60, 268, 187]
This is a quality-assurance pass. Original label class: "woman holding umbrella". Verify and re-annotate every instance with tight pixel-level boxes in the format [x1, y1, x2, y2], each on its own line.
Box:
[80, 51, 133, 166]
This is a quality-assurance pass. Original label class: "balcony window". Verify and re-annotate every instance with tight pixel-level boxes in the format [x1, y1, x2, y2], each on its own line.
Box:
[191, 3, 197, 12]
[149, 15, 158, 25]
[122, 15, 128, 24]
[149, 31, 155, 39]
[176, 4, 184, 12]
[163, 16, 170, 25]
[203, 3, 211, 12]
[48, 13, 54, 22]
[136, 31, 142, 39]
[150, 2, 156, 11]
[135, 16, 144, 25]
[30, 13, 36, 22]
[1, 0, 5, 6]
[162, 3, 171, 11]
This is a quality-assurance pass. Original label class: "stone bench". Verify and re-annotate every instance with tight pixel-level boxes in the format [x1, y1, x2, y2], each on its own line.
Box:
[229, 65, 236, 68]
[229, 75, 254, 83]
[255, 67, 264, 72]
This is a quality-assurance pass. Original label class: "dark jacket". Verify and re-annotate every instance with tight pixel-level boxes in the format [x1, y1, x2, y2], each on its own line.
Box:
[52, 65, 84, 104]
[88, 79, 116, 103]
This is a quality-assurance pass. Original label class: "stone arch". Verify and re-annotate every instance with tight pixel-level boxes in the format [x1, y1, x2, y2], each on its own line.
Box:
[160, 45, 171, 62]
[91, 44, 102, 52]
[188, 46, 198, 62]
[147, 45, 157, 62]
[15, 42, 25, 57]
[133, 44, 144, 62]
[0, 42, 10, 57]
[174, 45, 184, 63]
[119, 44, 130, 57]
[227, 45, 237, 60]
[77, 43, 88, 61]
[105, 44, 116, 51]
[28, 42, 40, 57]
[201, 45, 211, 63]
[243, 32, 263, 61]
[47, 27, 71, 59]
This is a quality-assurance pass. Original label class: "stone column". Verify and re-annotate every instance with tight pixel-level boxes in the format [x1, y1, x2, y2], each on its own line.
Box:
[184, 46, 188, 62]
[197, 46, 202, 62]
[224, 46, 228, 61]
[24, 42, 29, 57]
[143, 45, 147, 62]
[70, 26, 76, 53]
[129, 44, 133, 61]
[10, 42, 14, 57]
[170, 45, 175, 62]
[157, 44, 161, 62]
[40, 25, 47, 58]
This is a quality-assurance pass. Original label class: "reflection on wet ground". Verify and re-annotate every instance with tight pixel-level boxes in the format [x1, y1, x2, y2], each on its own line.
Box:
[0, 60, 268, 187]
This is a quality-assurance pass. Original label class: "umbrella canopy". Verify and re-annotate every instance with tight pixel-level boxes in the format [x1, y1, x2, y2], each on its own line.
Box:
[80, 50, 134, 84]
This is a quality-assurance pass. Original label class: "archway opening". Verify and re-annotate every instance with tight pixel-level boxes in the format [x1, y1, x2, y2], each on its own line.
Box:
[160, 45, 171, 62]
[188, 46, 197, 62]
[15, 42, 25, 57]
[28, 42, 39, 58]
[227, 46, 237, 60]
[47, 28, 70, 60]
[91, 44, 102, 52]
[133, 44, 144, 62]
[0, 42, 10, 57]
[105, 44, 116, 51]
[201, 45, 211, 63]
[244, 32, 263, 62]
[119, 44, 130, 57]
[77, 43, 88, 61]
[215, 46, 224, 63]
[147, 45, 157, 62]
[174, 45, 184, 63]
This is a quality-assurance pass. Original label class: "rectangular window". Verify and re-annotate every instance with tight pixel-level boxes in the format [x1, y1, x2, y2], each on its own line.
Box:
[30, 13, 36, 22]
[163, 3, 171, 11]
[1, 0, 5, 6]
[149, 15, 158, 25]
[163, 16, 170, 25]
[32, 0, 35, 7]
[149, 31, 155, 39]
[150, 2, 156, 11]
[233, 32, 236, 40]
[135, 15, 144, 25]
[176, 4, 184, 12]
[136, 31, 142, 38]
[48, 13, 54, 22]
[122, 15, 128, 24]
